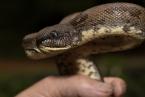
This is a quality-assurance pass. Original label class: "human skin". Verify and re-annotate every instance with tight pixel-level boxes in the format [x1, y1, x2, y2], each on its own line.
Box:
[16, 75, 126, 97]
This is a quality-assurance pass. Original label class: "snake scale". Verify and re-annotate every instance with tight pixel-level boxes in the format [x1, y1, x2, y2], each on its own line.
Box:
[22, 3, 145, 81]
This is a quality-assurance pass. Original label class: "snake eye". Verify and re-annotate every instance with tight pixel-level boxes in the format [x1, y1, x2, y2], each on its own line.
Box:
[36, 35, 49, 46]
[36, 30, 61, 46]
[49, 30, 59, 39]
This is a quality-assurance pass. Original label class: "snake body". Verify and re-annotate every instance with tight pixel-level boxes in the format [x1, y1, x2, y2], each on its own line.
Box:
[22, 3, 145, 81]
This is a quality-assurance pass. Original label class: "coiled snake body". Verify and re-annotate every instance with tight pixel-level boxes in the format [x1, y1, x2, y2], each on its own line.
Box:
[22, 3, 145, 81]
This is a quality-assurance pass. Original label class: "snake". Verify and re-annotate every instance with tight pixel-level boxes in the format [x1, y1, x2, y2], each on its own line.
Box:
[22, 2, 145, 81]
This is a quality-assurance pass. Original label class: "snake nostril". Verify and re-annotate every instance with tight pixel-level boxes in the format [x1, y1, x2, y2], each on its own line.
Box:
[22, 39, 30, 47]
[22, 38, 32, 49]
[22, 33, 38, 49]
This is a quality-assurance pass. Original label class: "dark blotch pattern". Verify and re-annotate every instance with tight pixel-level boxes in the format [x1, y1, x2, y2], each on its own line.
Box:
[70, 13, 89, 31]
[69, 3, 145, 35]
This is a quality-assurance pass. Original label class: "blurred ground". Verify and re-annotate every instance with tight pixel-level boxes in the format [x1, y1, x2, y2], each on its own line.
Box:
[0, 0, 145, 97]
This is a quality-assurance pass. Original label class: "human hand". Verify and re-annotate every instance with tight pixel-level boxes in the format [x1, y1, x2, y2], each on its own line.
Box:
[16, 75, 126, 97]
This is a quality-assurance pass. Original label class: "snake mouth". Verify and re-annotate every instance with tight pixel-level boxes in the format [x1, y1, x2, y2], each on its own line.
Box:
[39, 45, 71, 51]
[25, 48, 40, 54]
[24, 45, 72, 59]
[24, 48, 45, 59]
[38, 45, 71, 56]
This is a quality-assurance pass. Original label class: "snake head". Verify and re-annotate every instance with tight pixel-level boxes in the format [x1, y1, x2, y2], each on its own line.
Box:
[22, 24, 79, 59]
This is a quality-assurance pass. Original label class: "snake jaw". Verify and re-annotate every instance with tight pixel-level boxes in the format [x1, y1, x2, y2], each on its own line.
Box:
[38, 45, 72, 57]
[22, 24, 81, 59]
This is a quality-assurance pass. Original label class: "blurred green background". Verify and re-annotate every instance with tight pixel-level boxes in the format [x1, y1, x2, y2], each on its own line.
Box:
[0, 0, 145, 97]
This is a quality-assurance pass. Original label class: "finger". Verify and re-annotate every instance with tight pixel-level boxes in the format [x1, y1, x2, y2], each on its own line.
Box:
[104, 77, 127, 97]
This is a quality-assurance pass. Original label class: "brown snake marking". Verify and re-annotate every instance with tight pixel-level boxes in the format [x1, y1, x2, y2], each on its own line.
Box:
[22, 3, 145, 81]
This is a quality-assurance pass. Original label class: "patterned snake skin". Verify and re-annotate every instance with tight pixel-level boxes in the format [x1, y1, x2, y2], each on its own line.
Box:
[22, 3, 145, 81]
